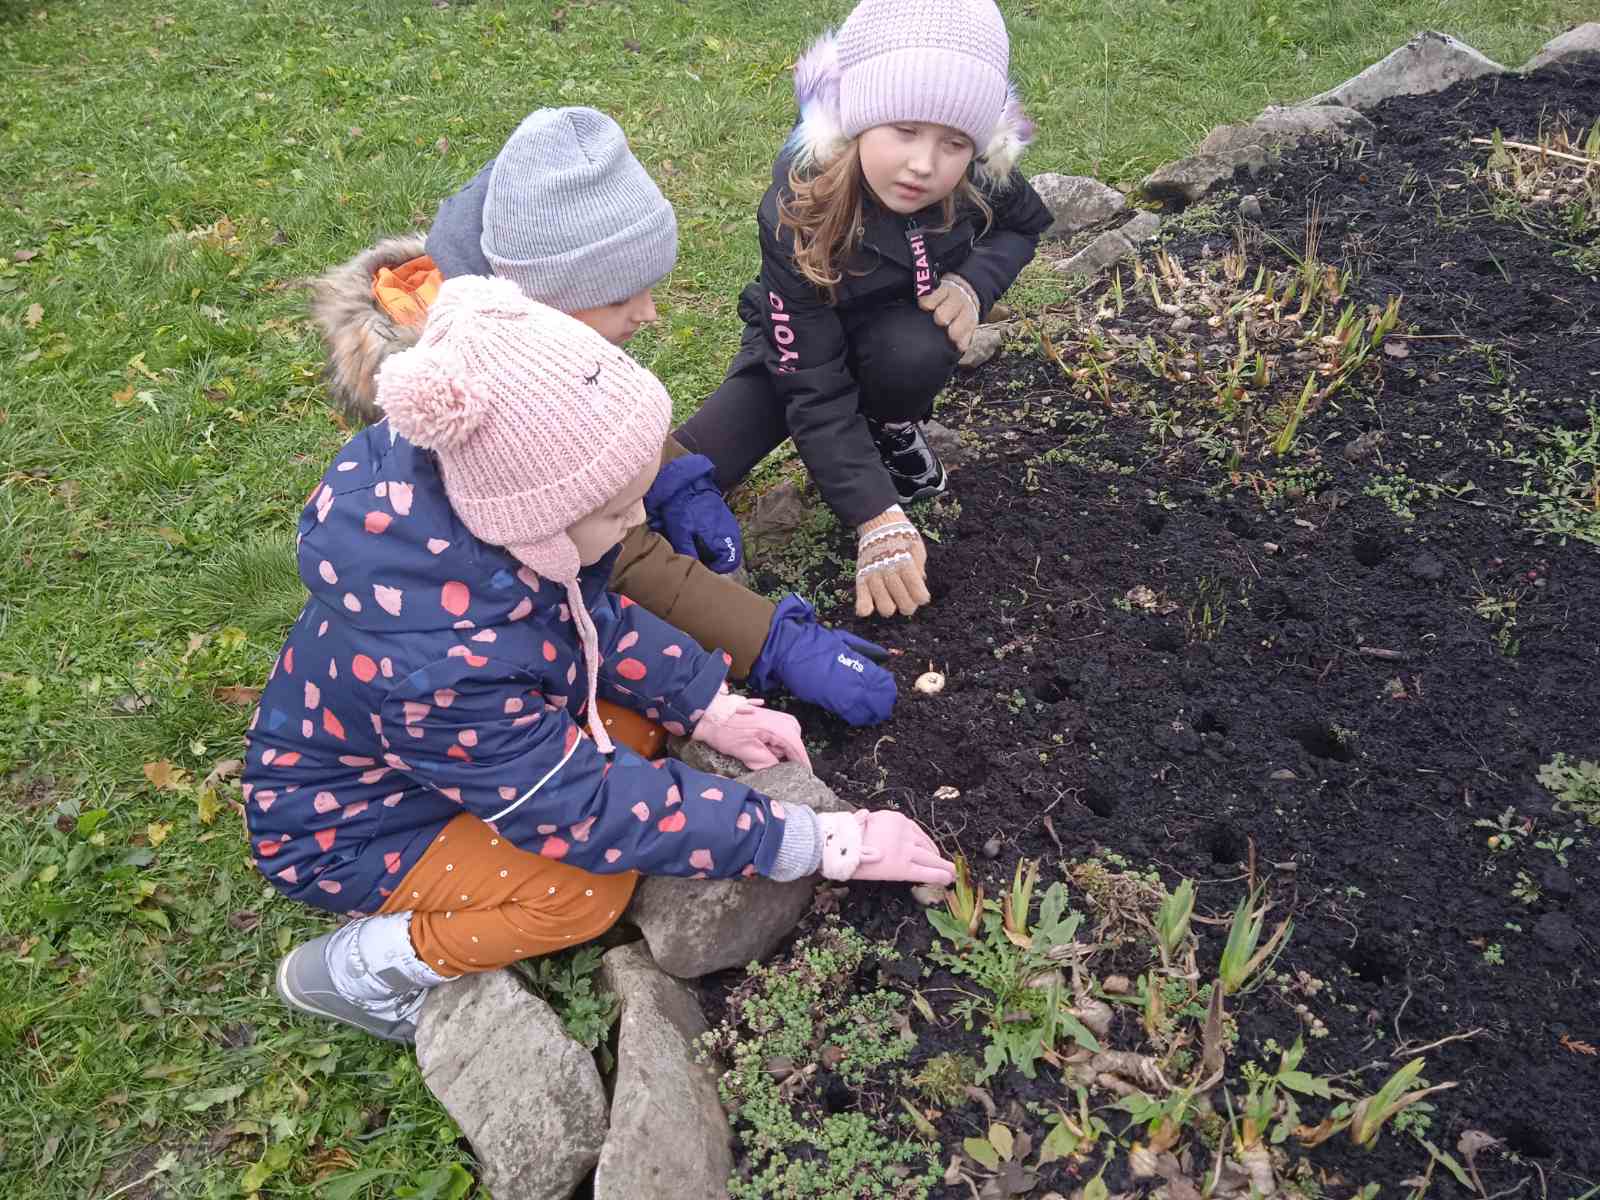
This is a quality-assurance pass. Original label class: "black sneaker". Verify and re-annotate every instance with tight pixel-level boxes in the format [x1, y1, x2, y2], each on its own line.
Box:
[867, 419, 947, 503]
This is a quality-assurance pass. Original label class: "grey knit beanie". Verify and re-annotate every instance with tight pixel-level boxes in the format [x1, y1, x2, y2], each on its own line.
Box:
[836, 0, 1011, 146]
[477, 107, 677, 311]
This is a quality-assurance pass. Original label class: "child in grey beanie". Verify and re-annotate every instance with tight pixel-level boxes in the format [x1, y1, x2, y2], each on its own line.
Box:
[428, 107, 678, 314]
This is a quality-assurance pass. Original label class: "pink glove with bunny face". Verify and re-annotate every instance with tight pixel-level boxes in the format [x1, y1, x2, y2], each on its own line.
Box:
[815, 810, 955, 885]
[691, 690, 811, 772]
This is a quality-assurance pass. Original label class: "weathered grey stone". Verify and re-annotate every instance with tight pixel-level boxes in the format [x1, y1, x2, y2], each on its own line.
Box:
[593, 943, 732, 1200]
[746, 479, 807, 546]
[923, 419, 975, 467]
[1029, 173, 1128, 239]
[958, 322, 1010, 369]
[416, 970, 607, 1200]
[1303, 32, 1505, 110]
[667, 734, 746, 779]
[626, 763, 852, 978]
[1141, 146, 1267, 207]
[1054, 212, 1161, 278]
[1523, 23, 1600, 71]
[1199, 105, 1375, 158]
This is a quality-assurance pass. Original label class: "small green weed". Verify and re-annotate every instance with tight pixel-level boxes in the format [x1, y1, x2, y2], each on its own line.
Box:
[928, 861, 1103, 1082]
[701, 921, 940, 1200]
[513, 946, 620, 1070]
[1537, 752, 1600, 824]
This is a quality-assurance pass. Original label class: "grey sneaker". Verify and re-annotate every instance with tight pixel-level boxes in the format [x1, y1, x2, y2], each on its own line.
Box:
[275, 931, 423, 1043]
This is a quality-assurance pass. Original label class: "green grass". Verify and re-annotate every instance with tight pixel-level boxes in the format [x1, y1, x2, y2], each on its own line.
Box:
[0, 0, 1588, 1195]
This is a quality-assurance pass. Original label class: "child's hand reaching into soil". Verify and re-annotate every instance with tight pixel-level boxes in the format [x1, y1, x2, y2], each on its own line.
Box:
[918, 272, 980, 353]
[815, 810, 954, 885]
[856, 506, 930, 618]
[691, 690, 811, 771]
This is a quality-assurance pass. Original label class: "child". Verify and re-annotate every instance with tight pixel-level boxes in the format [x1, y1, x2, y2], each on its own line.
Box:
[313, 106, 896, 727]
[675, 0, 1054, 620]
[249, 277, 954, 1041]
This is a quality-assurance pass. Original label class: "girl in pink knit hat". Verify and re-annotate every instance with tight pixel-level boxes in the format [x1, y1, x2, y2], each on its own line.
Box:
[676, 0, 1054, 621]
[246, 276, 954, 1042]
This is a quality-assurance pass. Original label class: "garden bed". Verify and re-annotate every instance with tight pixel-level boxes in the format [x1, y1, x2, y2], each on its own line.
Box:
[728, 56, 1600, 1199]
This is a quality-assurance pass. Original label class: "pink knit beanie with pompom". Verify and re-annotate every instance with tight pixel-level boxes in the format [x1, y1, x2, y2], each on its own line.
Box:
[376, 275, 671, 752]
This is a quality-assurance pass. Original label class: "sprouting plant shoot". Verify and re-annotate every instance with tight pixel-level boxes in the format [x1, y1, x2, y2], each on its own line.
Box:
[1155, 878, 1195, 966]
[1002, 858, 1040, 949]
[1273, 374, 1317, 456]
[1218, 887, 1293, 995]
[1347, 1058, 1458, 1148]
[943, 852, 983, 939]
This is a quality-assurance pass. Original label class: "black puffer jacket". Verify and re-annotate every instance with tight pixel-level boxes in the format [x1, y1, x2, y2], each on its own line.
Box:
[734, 158, 1052, 525]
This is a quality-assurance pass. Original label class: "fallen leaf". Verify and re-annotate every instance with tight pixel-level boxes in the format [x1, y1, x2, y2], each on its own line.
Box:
[147, 821, 172, 847]
[24, 303, 42, 328]
[215, 685, 262, 707]
[155, 526, 187, 546]
[1383, 340, 1410, 359]
[435, 137, 450, 155]
[195, 786, 222, 825]
[203, 758, 243, 788]
[227, 910, 261, 932]
[14, 249, 39, 263]
[142, 760, 188, 791]
[184, 1082, 247, 1112]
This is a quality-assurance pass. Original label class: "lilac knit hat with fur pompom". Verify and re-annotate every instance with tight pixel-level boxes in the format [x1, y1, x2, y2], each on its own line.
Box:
[375, 275, 670, 751]
[836, 0, 1010, 145]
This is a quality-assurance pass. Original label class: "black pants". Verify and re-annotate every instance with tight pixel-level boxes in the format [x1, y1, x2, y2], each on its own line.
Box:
[677, 301, 960, 491]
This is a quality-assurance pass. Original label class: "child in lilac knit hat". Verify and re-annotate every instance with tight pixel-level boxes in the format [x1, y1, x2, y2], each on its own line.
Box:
[247, 277, 955, 1042]
[676, 0, 1053, 622]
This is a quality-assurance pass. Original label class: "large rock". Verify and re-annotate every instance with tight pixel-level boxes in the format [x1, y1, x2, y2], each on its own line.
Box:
[416, 970, 608, 1200]
[1054, 211, 1161, 278]
[923, 419, 976, 467]
[593, 943, 732, 1200]
[1522, 23, 1600, 71]
[1029, 173, 1128, 239]
[1141, 146, 1266, 207]
[626, 763, 853, 978]
[746, 479, 807, 548]
[1198, 105, 1375, 158]
[1303, 31, 1505, 109]
[958, 322, 1011, 370]
[667, 734, 747, 780]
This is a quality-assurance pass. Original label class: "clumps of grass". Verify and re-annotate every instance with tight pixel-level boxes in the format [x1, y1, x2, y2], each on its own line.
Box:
[700, 920, 941, 1200]
[1473, 123, 1600, 260]
[922, 859, 1454, 1197]
[1034, 215, 1404, 482]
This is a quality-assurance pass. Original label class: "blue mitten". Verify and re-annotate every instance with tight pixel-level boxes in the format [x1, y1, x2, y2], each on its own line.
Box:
[644, 454, 743, 574]
[749, 595, 897, 727]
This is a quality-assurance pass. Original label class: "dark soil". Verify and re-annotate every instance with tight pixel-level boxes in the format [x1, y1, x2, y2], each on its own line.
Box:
[729, 56, 1600, 1199]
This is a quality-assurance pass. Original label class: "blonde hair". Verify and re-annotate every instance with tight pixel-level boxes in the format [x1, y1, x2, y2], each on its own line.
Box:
[778, 139, 994, 299]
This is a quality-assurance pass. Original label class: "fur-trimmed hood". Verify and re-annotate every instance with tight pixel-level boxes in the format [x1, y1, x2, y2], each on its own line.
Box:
[783, 29, 1034, 189]
[310, 235, 427, 426]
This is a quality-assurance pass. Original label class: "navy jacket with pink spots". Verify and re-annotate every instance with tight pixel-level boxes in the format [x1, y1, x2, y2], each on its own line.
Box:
[242, 423, 792, 915]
